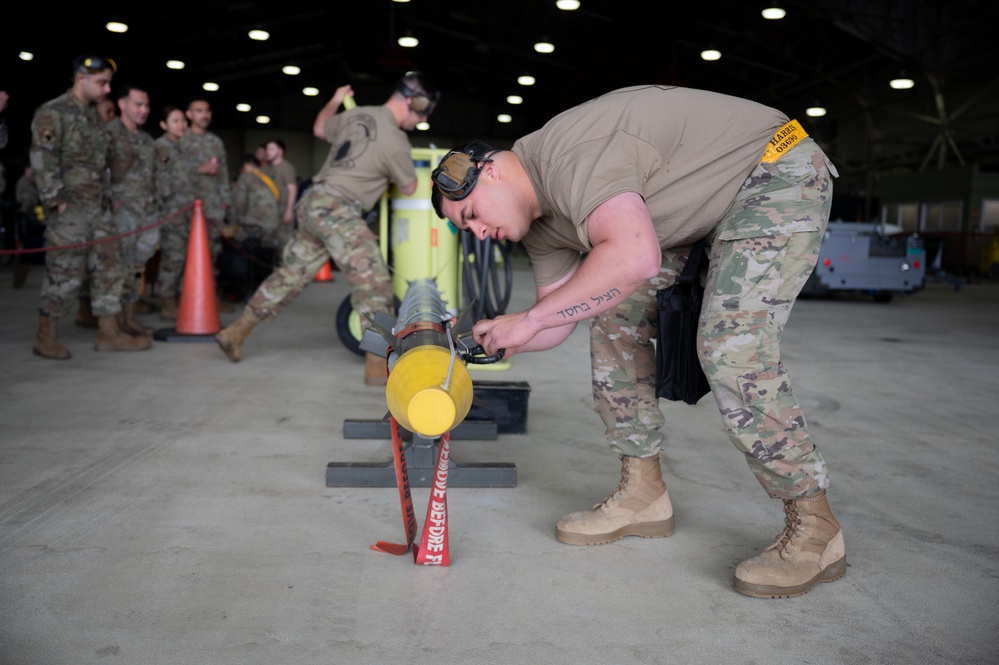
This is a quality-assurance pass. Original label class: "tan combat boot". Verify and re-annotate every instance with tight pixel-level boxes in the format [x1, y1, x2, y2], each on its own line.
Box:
[134, 299, 157, 315]
[733, 491, 846, 598]
[118, 302, 155, 336]
[33, 313, 71, 360]
[215, 308, 261, 362]
[556, 454, 674, 545]
[159, 295, 179, 321]
[75, 296, 98, 328]
[94, 315, 152, 352]
[364, 352, 387, 386]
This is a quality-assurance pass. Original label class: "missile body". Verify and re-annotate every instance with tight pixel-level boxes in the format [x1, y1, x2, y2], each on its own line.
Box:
[379, 279, 473, 438]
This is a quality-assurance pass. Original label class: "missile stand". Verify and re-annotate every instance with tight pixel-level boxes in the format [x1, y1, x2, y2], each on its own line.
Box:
[328, 149, 524, 489]
[327, 279, 519, 488]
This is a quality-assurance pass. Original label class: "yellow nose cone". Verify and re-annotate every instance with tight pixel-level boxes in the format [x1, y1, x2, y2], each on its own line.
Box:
[385, 345, 473, 438]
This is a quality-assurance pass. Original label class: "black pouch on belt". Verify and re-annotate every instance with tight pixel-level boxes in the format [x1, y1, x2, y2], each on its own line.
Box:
[654, 239, 711, 405]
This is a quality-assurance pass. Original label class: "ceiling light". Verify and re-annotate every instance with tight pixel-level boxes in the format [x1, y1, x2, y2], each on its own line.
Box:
[236, 103, 251, 112]
[534, 41, 555, 54]
[19, 52, 33, 61]
[255, 115, 271, 124]
[507, 95, 523, 105]
[806, 106, 827, 117]
[303, 87, 320, 97]
[416, 121, 430, 131]
[166, 60, 185, 70]
[248, 29, 269, 41]
[282, 65, 301, 75]
[700, 49, 721, 61]
[556, 0, 581, 9]
[202, 82, 220, 92]
[497, 114, 512, 123]
[890, 74, 914, 89]
[106, 21, 128, 33]
[518, 75, 536, 86]
[761, 6, 785, 19]
[398, 35, 419, 48]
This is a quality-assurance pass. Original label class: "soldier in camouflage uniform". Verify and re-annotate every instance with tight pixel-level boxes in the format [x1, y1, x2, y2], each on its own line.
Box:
[30, 53, 151, 359]
[430, 86, 844, 599]
[215, 74, 440, 387]
[107, 82, 158, 336]
[230, 154, 282, 250]
[221, 154, 283, 297]
[181, 97, 231, 306]
[153, 105, 195, 321]
[263, 139, 298, 254]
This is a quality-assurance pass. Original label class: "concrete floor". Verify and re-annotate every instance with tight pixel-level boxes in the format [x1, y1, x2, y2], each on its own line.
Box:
[1, 258, 997, 665]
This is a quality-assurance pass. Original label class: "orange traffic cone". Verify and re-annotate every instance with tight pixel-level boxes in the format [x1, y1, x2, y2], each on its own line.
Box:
[315, 261, 333, 282]
[153, 200, 222, 342]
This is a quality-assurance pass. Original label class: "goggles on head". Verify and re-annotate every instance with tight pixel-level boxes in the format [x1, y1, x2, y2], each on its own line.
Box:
[431, 141, 495, 201]
[396, 72, 440, 117]
[77, 55, 117, 75]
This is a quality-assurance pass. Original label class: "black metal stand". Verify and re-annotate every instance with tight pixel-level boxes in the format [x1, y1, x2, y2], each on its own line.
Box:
[326, 418, 517, 488]
[327, 381, 530, 488]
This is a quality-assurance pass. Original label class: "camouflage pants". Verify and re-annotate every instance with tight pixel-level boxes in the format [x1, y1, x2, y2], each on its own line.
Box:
[245, 184, 394, 326]
[156, 210, 191, 298]
[113, 205, 160, 303]
[39, 202, 123, 318]
[591, 139, 836, 500]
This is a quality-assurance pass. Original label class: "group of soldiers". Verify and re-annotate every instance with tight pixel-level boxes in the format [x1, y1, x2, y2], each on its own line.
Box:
[26, 53, 294, 359]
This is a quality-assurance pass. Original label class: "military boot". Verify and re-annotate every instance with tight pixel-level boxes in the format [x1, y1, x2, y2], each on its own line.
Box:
[94, 315, 152, 352]
[134, 299, 157, 315]
[556, 454, 674, 545]
[33, 313, 71, 360]
[75, 296, 99, 328]
[215, 308, 261, 362]
[733, 491, 846, 598]
[364, 352, 387, 386]
[159, 295, 179, 321]
[118, 303, 156, 337]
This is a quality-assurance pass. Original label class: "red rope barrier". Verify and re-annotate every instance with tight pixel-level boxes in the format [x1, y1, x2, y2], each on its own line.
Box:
[0, 204, 195, 256]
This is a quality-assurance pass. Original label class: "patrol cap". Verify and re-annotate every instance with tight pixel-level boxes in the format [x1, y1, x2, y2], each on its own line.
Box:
[430, 141, 496, 201]
[72, 53, 117, 76]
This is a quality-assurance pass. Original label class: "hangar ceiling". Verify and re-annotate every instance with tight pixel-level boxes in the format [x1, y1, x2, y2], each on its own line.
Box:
[6, 0, 999, 217]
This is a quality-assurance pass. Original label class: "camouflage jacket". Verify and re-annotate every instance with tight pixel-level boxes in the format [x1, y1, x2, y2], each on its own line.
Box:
[153, 135, 195, 217]
[16, 174, 40, 213]
[232, 169, 281, 231]
[107, 118, 156, 216]
[179, 130, 231, 219]
[29, 90, 110, 208]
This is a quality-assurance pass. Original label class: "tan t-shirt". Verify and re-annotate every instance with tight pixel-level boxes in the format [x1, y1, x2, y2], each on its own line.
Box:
[312, 105, 416, 211]
[513, 85, 787, 286]
[263, 159, 296, 201]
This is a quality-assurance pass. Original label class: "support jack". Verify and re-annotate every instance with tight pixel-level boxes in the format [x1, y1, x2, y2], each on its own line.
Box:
[327, 418, 517, 488]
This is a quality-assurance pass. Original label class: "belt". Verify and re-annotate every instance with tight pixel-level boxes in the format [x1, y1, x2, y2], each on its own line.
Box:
[760, 119, 808, 163]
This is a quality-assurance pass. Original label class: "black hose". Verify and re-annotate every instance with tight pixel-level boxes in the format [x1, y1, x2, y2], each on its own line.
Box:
[461, 234, 513, 320]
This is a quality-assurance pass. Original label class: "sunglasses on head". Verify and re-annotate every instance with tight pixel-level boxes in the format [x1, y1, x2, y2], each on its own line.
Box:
[79, 55, 117, 75]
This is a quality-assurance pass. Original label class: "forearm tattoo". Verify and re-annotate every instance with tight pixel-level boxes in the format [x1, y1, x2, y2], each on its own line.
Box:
[556, 287, 622, 319]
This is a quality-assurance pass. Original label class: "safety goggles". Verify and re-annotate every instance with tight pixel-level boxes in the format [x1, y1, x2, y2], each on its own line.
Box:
[430, 143, 495, 201]
[79, 55, 117, 75]
[396, 77, 439, 117]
